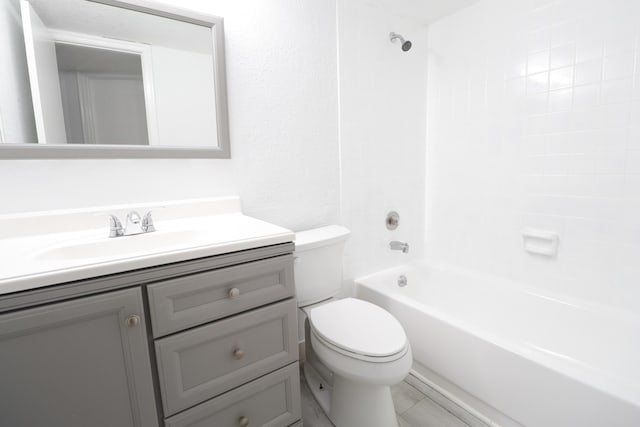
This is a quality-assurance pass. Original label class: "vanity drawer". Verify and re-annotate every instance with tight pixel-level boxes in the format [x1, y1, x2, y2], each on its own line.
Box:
[148, 254, 295, 337]
[156, 299, 299, 416]
[165, 363, 301, 427]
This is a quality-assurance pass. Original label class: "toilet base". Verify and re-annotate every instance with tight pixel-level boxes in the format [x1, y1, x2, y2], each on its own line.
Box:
[304, 361, 399, 427]
[303, 361, 332, 415]
[330, 374, 398, 427]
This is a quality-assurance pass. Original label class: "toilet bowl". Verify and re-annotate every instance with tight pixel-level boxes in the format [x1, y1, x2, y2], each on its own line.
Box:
[308, 298, 412, 427]
[294, 226, 412, 427]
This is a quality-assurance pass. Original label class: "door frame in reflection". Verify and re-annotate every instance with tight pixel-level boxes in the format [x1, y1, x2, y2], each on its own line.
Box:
[51, 30, 159, 145]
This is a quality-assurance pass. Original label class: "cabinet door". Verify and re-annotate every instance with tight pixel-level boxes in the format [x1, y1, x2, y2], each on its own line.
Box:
[0, 288, 158, 427]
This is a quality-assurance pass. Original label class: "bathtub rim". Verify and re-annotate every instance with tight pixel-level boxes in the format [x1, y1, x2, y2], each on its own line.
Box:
[356, 261, 640, 326]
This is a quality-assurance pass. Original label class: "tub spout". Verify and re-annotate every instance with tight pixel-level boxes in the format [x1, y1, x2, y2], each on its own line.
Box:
[390, 241, 409, 253]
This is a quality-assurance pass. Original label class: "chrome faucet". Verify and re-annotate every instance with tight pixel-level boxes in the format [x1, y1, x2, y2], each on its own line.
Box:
[389, 240, 409, 253]
[125, 211, 143, 235]
[108, 210, 155, 237]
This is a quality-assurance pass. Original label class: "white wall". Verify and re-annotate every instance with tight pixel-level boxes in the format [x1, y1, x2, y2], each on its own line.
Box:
[426, 0, 640, 312]
[0, 0, 340, 232]
[0, 0, 37, 143]
[338, 0, 429, 281]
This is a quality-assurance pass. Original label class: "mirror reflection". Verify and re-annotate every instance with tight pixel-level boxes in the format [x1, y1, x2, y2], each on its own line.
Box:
[1, 0, 229, 154]
[56, 44, 149, 145]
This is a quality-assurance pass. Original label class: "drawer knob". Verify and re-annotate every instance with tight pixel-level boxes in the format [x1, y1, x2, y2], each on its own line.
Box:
[239, 416, 249, 427]
[228, 287, 241, 298]
[233, 348, 245, 360]
[125, 315, 140, 328]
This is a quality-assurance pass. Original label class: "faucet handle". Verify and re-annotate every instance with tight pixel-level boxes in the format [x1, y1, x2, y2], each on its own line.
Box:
[142, 211, 156, 233]
[108, 214, 124, 238]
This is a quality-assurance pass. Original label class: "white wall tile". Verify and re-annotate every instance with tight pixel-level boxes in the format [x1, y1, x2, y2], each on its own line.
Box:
[574, 59, 603, 85]
[626, 150, 640, 173]
[549, 66, 574, 90]
[575, 39, 604, 63]
[550, 43, 576, 69]
[528, 50, 551, 74]
[548, 89, 573, 112]
[427, 0, 640, 312]
[601, 78, 634, 104]
[572, 83, 600, 109]
[603, 55, 636, 80]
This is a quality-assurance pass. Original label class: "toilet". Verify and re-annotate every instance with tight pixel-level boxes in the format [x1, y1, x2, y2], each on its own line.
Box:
[295, 225, 412, 427]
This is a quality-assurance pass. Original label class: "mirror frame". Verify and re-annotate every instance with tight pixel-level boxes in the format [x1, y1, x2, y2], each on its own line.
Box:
[0, 0, 230, 159]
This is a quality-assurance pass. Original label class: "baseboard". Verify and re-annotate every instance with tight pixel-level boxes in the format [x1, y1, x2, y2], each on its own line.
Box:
[407, 362, 523, 427]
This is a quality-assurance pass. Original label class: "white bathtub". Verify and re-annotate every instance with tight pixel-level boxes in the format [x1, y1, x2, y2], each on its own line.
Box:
[355, 264, 640, 427]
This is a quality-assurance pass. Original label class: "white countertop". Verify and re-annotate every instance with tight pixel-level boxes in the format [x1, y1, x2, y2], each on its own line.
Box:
[0, 197, 294, 295]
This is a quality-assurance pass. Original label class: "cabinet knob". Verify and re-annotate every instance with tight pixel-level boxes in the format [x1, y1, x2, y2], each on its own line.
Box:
[233, 348, 245, 360]
[238, 416, 249, 427]
[228, 288, 240, 298]
[125, 315, 140, 328]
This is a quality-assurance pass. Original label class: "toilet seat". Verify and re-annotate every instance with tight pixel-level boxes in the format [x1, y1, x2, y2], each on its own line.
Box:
[308, 298, 408, 362]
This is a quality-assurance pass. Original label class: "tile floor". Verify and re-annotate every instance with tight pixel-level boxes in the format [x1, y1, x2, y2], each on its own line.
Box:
[301, 369, 488, 427]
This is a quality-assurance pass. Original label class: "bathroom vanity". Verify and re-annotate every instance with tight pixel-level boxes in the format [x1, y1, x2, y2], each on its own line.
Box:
[0, 198, 302, 427]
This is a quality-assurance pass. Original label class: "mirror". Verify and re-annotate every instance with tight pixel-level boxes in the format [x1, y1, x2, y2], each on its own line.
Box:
[0, 0, 229, 158]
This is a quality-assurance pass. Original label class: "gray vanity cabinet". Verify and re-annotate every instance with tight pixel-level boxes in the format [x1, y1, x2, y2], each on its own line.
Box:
[0, 288, 158, 427]
[0, 242, 301, 427]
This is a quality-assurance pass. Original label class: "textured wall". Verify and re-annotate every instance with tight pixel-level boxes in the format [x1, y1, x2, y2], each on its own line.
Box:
[426, 0, 640, 311]
[0, 0, 340, 232]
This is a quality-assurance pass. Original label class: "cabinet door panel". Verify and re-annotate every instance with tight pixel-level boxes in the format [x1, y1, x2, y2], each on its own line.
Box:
[0, 288, 158, 427]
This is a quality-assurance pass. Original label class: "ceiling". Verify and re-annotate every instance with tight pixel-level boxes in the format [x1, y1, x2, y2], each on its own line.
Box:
[56, 43, 142, 75]
[379, 0, 478, 25]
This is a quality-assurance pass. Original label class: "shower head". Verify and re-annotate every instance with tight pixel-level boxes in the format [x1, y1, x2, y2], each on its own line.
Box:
[389, 32, 412, 52]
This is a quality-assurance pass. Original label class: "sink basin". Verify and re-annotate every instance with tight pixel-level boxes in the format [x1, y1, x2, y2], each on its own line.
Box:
[35, 229, 204, 261]
[0, 197, 295, 296]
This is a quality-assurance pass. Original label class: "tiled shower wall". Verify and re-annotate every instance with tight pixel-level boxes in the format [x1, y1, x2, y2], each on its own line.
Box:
[426, 0, 640, 312]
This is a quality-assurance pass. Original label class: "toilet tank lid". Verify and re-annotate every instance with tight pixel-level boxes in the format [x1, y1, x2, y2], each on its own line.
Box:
[294, 225, 350, 252]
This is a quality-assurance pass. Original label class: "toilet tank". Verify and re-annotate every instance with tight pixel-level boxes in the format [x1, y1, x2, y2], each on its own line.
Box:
[294, 225, 350, 307]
